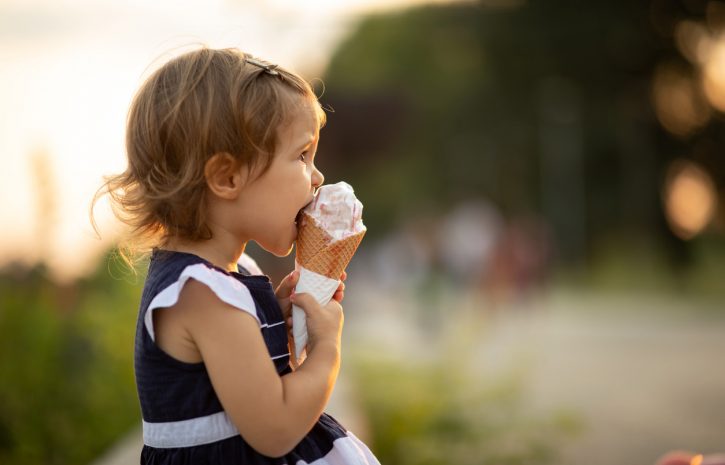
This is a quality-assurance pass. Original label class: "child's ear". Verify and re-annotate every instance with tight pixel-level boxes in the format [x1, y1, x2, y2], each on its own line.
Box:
[204, 152, 245, 200]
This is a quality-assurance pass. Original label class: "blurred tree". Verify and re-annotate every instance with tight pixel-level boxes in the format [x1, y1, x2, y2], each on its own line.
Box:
[318, 0, 724, 270]
[0, 251, 141, 465]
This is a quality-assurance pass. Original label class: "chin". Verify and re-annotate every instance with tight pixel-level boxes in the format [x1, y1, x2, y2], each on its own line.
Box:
[260, 241, 295, 258]
[272, 246, 294, 258]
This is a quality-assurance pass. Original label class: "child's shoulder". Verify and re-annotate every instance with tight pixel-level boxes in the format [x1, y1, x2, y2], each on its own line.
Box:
[143, 250, 263, 340]
[143, 249, 268, 363]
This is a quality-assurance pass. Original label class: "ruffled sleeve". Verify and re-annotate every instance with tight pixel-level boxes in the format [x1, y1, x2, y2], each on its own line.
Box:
[144, 263, 259, 341]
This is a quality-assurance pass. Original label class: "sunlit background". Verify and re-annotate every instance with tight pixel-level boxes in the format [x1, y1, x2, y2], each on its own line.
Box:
[1, 0, 724, 464]
[0, 0, 412, 280]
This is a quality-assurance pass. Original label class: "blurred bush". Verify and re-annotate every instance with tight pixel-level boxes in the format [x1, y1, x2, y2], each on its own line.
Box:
[0, 251, 142, 465]
[347, 349, 580, 465]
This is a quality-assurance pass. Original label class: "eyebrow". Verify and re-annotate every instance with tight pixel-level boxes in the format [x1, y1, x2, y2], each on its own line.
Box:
[295, 135, 317, 153]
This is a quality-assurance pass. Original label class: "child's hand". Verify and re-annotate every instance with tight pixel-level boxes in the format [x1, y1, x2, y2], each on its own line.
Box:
[332, 270, 347, 303]
[275, 270, 300, 324]
[289, 291, 344, 352]
[275, 270, 347, 328]
[275, 270, 347, 357]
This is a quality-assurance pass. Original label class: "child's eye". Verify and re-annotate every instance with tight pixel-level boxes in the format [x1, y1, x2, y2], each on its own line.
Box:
[299, 152, 307, 163]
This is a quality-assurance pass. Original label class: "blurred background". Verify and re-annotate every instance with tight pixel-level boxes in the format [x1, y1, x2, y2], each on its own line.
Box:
[1, 0, 724, 464]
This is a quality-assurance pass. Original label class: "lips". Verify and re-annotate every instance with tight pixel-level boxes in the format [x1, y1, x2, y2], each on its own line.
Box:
[295, 197, 315, 225]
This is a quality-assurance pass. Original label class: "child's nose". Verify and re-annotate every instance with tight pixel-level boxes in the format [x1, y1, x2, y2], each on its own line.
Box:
[312, 167, 324, 188]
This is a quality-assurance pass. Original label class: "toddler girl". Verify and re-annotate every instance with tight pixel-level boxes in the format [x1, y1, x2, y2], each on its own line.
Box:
[93, 47, 380, 464]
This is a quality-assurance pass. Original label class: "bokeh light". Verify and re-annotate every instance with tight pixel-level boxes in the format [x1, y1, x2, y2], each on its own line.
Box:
[674, 20, 711, 65]
[702, 36, 725, 111]
[663, 159, 718, 240]
[652, 62, 710, 137]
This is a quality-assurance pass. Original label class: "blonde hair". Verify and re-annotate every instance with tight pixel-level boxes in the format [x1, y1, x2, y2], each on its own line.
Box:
[91, 47, 326, 270]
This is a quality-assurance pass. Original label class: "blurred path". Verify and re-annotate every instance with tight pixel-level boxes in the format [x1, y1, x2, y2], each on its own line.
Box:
[345, 284, 725, 465]
[476, 291, 725, 465]
[516, 296, 725, 465]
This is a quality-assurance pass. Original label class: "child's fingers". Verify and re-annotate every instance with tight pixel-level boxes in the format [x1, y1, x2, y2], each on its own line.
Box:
[275, 270, 299, 299]
[341, 271, 347, 281]
[331, 281, 345, 302]
[288, 292, 318, 313]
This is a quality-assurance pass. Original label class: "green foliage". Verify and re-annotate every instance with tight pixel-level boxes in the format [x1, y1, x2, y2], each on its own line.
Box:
[684, 234, 725, 300]
[0, 251, 143, 465]
[348, 350, 580, 465]
[319, 1, 721, 267]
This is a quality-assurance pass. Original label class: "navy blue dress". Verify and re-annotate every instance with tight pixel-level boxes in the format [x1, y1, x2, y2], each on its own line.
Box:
[135, 249, 380, 464]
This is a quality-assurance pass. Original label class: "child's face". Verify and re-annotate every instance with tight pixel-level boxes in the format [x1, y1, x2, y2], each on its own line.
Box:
[236, 99, 324, 257]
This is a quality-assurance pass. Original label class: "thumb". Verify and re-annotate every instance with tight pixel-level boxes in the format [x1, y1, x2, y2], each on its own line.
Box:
[290, 292, 320, 313]
[275, 270, 299, 298]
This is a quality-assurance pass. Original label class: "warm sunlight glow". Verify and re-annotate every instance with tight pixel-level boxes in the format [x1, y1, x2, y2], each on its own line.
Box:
[0, 39, 141, 281]
[663, 160, 717, 240]
[267, 0, 470, 15]
[0, 0, 467, 281]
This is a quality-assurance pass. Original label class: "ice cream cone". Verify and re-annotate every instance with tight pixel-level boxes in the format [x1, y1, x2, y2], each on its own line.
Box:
[291, 212, 366, 367]
[289, 182, 366, 368]
[296, 211, 366, 279]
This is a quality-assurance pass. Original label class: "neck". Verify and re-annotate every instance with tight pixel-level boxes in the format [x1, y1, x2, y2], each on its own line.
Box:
[162, 234, 247, 273]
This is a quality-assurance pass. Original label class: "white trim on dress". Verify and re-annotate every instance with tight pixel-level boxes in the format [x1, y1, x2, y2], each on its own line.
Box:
[143, 412, 381, 464]
[144, 263, 260, 341]
[143, 411, 239, 448]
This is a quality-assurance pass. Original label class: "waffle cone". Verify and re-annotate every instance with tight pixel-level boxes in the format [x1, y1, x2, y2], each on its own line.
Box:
[295, 211, 366, 279]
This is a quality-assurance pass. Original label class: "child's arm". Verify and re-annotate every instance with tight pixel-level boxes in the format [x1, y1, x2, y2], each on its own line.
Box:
[175, 279, 343, 458]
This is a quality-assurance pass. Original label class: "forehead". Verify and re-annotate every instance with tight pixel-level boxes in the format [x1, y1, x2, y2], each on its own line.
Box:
[276, 80, 324, 124]
[280, 97, 321, 143]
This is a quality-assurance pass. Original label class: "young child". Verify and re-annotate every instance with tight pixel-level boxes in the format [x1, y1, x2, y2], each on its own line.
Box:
[93, 47, 381, 464]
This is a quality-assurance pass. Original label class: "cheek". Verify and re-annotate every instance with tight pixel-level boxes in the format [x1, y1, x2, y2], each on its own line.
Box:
[291, 169, 313, 194]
